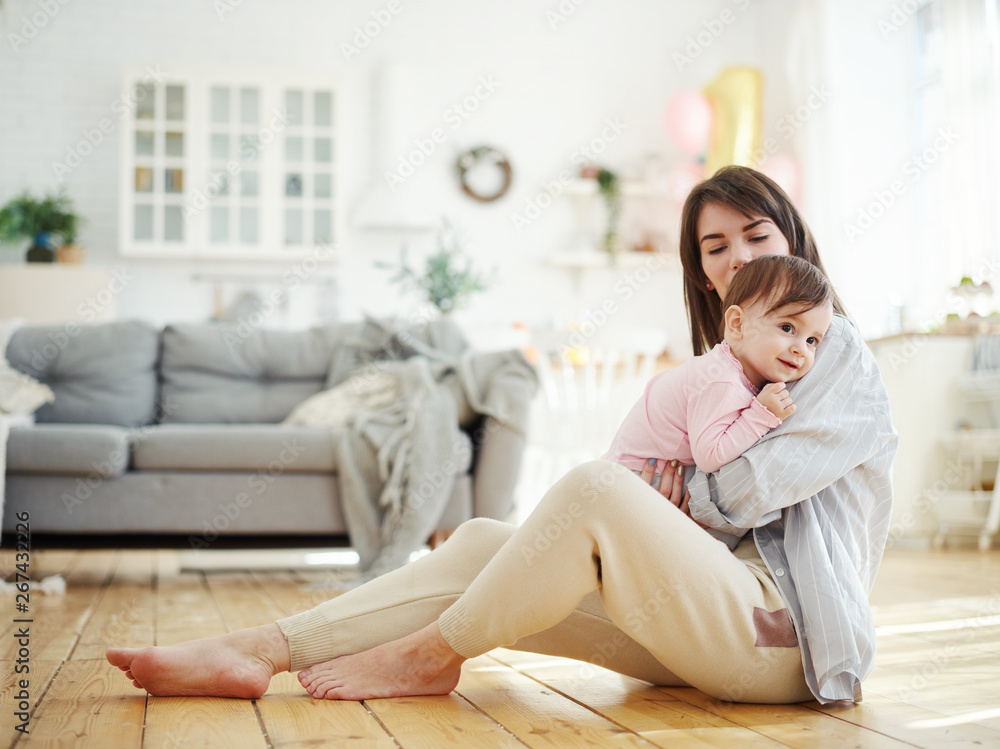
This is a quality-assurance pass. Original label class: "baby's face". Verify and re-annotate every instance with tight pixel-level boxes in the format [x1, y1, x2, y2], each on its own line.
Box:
[732, 300, 833, 387]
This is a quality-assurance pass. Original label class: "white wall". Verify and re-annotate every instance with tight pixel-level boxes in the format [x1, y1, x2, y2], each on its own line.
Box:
[1, 0, 947, 347]
[0, 0, 803, 355]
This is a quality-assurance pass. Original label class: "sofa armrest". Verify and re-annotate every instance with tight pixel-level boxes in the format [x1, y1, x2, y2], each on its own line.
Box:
[471, 415, 527, 522]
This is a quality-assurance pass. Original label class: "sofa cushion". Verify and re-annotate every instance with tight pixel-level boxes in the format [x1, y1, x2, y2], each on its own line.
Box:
[132, 424, 339, 472]
[2, 473, 346, 534]
[5, 320, 159, 427]
[159, 324, 334, 423]
[6, 424, 131, 477]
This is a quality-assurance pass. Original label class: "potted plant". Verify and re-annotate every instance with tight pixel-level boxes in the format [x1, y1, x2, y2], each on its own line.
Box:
[596, 167, 622, 257]
[377, 218, 495, 315]
[0, 189, 83, 263]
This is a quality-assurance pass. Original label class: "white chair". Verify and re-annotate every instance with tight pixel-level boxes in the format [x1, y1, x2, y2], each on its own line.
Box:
[516, 325, 668, 522]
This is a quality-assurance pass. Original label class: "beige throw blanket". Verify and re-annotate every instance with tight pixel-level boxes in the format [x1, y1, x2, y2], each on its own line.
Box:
[285, 317, 538, 582]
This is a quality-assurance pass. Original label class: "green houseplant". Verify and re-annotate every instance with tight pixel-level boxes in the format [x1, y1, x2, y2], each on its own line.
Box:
[0, 189, 82, 262]
[596, 167, 621, 257]
[377, 218, 494, 315]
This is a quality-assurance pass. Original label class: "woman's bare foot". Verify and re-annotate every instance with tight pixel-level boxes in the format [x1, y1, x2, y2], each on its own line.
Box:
[297, 621, 465, 700]
[106, 623, 290, 698]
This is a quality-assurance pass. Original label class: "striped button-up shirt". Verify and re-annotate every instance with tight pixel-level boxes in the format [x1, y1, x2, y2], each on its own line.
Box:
[687, 314, 897, 704]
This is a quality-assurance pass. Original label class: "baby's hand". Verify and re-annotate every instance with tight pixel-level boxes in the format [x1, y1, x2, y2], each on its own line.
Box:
[756, 382, 795, 420]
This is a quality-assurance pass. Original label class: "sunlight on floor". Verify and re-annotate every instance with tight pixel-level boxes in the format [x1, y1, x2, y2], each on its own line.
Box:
[176, 545, 432, 571]
[302, 550, 360, 565]
[876, 611, 1000, 636]
[906, 707, 1000, 729]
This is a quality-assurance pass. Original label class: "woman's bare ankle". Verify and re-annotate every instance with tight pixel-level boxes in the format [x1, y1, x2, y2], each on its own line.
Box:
[424, 622, 464, 670]
[252, 623, 292, 674]
[296, 621, 466, 700]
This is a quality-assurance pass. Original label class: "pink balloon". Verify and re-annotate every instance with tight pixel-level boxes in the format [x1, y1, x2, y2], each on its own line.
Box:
[664, 90, 713, 156]
[760, 153, 802, 204]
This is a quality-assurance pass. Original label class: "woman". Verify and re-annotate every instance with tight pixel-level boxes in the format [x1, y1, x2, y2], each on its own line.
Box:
[107, 166, 896, 706]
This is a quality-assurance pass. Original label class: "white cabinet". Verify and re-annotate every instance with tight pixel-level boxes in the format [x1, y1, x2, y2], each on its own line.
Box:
[0, 265, 117, 324]
[118, 66, 342, 261]
[935, 374, 1000, 550]
[870, 332, 999, 549]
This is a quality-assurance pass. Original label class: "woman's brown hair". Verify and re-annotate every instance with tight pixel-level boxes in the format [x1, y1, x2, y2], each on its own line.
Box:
[679, 165, 845, 355]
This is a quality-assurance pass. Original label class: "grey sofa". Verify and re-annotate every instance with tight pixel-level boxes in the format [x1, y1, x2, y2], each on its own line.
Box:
[1, 318, 535, 546]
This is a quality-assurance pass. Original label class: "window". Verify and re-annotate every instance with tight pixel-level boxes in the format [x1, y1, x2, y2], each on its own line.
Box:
[912, 1, 1000, 300]
[119, 68, 340, 260]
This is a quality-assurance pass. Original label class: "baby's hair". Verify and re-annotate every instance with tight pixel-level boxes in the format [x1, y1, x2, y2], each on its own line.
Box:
[722, 255, 833, 324]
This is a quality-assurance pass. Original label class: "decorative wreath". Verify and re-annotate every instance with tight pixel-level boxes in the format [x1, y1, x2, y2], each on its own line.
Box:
[455, 146, 513, 203]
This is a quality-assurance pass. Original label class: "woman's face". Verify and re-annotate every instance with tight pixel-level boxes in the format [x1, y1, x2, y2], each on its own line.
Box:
[698, 202, 791, 300]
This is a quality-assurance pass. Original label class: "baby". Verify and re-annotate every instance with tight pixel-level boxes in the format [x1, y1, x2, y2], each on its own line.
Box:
[603, 254, 834, 481]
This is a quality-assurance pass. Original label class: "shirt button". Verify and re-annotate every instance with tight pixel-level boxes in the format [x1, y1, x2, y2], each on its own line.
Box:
[775, 568, 786, 578]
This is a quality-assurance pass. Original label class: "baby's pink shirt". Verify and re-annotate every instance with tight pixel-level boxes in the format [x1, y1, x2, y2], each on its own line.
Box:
[601, 340, 782, 475]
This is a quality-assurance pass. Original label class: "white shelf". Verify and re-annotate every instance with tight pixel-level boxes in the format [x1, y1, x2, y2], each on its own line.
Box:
[940, 428, 1000, 455]
[564, 178, 670, 199]
[545, 250, 673, 269]
[0, 265, 117, 324]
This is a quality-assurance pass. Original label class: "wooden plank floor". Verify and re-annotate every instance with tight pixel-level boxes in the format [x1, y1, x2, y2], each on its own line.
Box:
[2, 546, 999, 748]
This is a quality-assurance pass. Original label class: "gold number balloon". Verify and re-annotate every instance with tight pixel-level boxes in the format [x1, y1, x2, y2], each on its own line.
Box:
[702, 67, 764, 176]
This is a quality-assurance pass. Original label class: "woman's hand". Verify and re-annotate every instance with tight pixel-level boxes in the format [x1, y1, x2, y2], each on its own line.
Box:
[638, 458, 686, 508]
[679, 490, 710, 530]
[639, 459, 709, 529]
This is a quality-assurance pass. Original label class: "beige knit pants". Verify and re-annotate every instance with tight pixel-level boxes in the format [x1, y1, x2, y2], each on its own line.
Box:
[276, 461, 811, 703]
